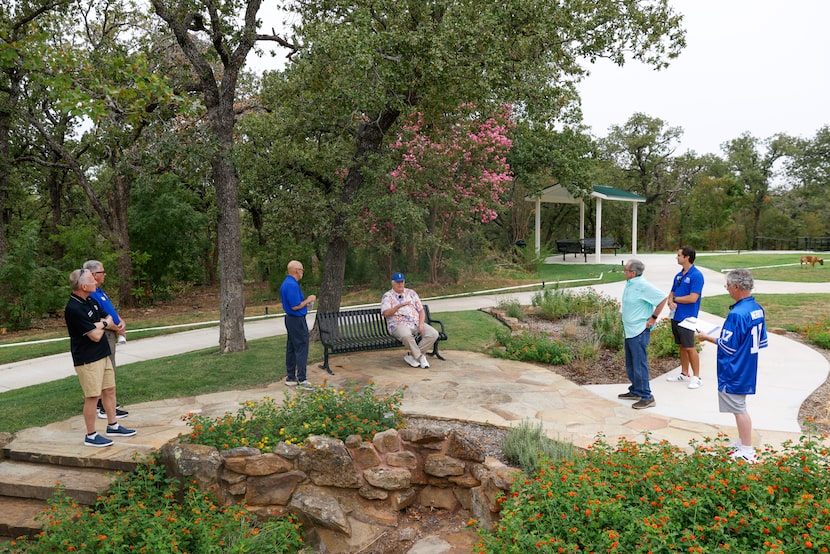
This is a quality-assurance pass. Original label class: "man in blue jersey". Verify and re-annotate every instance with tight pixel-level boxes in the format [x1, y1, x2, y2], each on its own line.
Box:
[83, 260, 129, 419]
[280, 260, 316, 388]
[697, 268, 767, 462]
[665, 246, 705, 389]
[619, 259, 668, 410]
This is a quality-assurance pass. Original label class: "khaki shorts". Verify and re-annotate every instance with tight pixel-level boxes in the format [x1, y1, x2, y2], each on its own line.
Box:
[75, 357, 115, 398]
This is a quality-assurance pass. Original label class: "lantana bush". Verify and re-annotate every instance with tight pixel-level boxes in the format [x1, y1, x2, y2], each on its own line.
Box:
[1, 456, 306, 553]
[184, 381, 406, 451]
[475, 430, 830, 553]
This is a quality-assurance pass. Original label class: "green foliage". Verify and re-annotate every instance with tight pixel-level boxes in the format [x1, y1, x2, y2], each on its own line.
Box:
[590, 305, 624, 349]
[184, 382, 405, 450]
[493, 328, 572, 365]
[502, 419, 575, 475]
[531, 288, 618, 321]
[1, 455, 305, 553]
[647, 319, 682, 359]
[498, 298, 526, 321]
[799, 317, 830, 349]
[476, 430, 830, 552]
[0, 222, 65, 331]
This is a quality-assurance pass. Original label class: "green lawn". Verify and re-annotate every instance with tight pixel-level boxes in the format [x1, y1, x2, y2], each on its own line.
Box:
[697, 252, 829, 282]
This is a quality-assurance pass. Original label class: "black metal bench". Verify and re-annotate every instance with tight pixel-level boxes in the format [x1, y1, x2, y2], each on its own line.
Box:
[315, 305, 447, 374]
[581, 237, 622, 256]
[555, 239, 586, 261]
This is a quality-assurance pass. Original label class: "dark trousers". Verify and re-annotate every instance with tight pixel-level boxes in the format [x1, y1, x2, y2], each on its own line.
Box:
[285, 315, 309, 381]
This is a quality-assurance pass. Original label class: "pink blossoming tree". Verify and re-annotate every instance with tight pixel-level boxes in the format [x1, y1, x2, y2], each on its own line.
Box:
[358, 104, 515, 282]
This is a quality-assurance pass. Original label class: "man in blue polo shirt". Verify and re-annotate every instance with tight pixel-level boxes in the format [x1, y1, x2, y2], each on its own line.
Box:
[619, 259, 668, 410]
[280, 260, 316, 388]
[697, 268, 767, 463]
[666, 246, 705, 389]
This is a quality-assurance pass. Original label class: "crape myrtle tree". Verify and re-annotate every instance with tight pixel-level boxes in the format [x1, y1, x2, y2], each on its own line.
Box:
[355, 104, 515, 283]
[268, 0, 686, 313]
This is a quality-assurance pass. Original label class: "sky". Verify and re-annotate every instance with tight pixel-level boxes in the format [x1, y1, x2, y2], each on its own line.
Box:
[577, 0, 830, 156]
[250, 1, 830, 157]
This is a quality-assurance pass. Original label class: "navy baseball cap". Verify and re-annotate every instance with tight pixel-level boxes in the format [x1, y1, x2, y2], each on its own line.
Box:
[391, 272, 405, 282]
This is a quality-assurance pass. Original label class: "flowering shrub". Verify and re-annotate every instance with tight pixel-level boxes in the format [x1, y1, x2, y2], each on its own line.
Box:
[494, 328, 572, 365]
[474, 430, 830, 553]
[800, 316, 830, 349]
[184, 382, 406, 451]
[1, 456, 305, 553]
[532, 289, 616, 321]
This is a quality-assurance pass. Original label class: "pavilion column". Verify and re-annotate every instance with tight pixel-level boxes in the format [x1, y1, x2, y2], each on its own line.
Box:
[535, 198, 541, 255]
[595, 198, 602, 264]
[631, 203, 639, 255]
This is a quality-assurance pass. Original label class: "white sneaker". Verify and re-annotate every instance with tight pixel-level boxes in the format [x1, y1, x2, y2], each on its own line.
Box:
[667, 373, 690, 382]
[404, 354, 420, 368]
[299, 380, 313, 389]
[729, 447, 757, 464]
[117, 335, 127, 344]
[687, 376, 702, 389]
[419, 355, 430, 369]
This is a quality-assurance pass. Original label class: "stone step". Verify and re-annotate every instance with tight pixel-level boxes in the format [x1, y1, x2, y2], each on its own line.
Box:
[0, 460, 118, 505]
[0, 496, 48, 540]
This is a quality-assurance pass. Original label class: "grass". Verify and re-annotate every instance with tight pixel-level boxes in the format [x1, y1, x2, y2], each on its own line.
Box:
[702, 293, 830, 329]
[696, 252, 829, 282]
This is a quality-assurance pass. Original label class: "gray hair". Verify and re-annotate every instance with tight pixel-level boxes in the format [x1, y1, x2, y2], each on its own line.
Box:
[626, 259, 645, 277]
[69, 268, 92, 291]
[726, 268, 754, 292]
[83, 259, 103, 271]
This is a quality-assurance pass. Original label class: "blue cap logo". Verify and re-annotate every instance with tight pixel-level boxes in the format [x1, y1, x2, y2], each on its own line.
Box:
[391, 272, 405, 282]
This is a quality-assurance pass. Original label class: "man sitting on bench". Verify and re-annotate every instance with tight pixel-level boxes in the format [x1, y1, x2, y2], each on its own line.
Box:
[381, 272, 439, 369]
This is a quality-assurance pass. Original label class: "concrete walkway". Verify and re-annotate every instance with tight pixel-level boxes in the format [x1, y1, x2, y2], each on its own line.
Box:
[2, 252, 829, 453]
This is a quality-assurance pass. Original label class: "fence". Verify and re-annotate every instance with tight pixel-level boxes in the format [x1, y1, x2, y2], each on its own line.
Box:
[756, 236, 830, 252]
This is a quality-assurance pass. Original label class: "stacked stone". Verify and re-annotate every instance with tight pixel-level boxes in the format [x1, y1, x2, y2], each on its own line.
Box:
[160, 421, 523, 552]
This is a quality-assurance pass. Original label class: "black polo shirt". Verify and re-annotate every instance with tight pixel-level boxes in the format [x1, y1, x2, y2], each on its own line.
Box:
[64, 293, 111, 366]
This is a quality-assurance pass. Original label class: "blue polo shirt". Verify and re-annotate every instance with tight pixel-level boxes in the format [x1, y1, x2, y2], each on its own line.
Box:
[621, 276, 667, 339]
[280, 275, 307, 317]
[671, 265, 704, 321]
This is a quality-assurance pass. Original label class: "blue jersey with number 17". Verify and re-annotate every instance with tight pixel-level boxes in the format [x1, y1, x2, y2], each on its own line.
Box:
[716, 296, 767, 395]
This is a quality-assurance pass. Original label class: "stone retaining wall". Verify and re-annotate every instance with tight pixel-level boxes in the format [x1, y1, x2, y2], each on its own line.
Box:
[160, 421, 523, 552]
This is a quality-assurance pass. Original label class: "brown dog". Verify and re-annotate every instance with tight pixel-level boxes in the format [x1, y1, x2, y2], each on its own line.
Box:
[801, 255, 825, 268]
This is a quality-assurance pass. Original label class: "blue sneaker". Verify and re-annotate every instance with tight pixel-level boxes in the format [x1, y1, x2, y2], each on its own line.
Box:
[84, 433, 113, 448]
[106, 424, 136, 437]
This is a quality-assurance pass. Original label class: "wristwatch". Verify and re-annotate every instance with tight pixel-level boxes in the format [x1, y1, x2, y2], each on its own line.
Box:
[102, 320, 108, 328]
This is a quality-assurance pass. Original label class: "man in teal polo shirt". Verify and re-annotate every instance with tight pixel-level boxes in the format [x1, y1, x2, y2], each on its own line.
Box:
[619, 259, 668, 409]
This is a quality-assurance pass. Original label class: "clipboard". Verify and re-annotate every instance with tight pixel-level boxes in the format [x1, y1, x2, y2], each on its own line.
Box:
[678, 317, 721, 336]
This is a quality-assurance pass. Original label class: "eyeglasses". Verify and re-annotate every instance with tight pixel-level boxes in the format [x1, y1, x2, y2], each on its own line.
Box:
[93, 271, 106, 275]
[724, 283, 732, 290]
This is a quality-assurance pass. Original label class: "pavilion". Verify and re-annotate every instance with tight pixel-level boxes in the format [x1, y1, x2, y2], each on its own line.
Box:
[527, 184, 646, 263]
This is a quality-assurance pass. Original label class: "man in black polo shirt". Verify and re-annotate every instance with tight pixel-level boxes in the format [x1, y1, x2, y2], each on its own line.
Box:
[64, 268, 136, 447]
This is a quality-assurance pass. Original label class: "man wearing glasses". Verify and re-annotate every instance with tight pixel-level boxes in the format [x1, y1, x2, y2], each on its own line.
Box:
[83, 260, 129, 419]
[280, 260, 316, 388]
[64, 268, 136, 447]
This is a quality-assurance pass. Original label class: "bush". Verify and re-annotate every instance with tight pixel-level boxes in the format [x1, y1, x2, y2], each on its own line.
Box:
[801, 317, 830, 349]
[494, 328, 572, 365]
[184, 382, 406, 450]
[591, 305, 624, 349]
[647, 319, 682, 358]
[531, 288, 617, 321]
[2, 455, 306, 553]
[475, 430, 830, 553]
[502, 419, 575, 475]
[498, 298, 526, 321]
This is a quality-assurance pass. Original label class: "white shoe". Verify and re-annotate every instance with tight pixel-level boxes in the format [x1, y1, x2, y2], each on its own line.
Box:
[667, 373, 690, 382]
[404, 354, 420, 368]
[299, 380, 313, 389]
[729, 447, 757, 464]
[419, 355, 430, 369]
[687, 376, 702, 389]
[117, 335, 127, 344]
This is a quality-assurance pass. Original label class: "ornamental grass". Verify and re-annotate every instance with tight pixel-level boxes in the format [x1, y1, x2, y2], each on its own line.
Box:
[474, 429, 830, 553]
